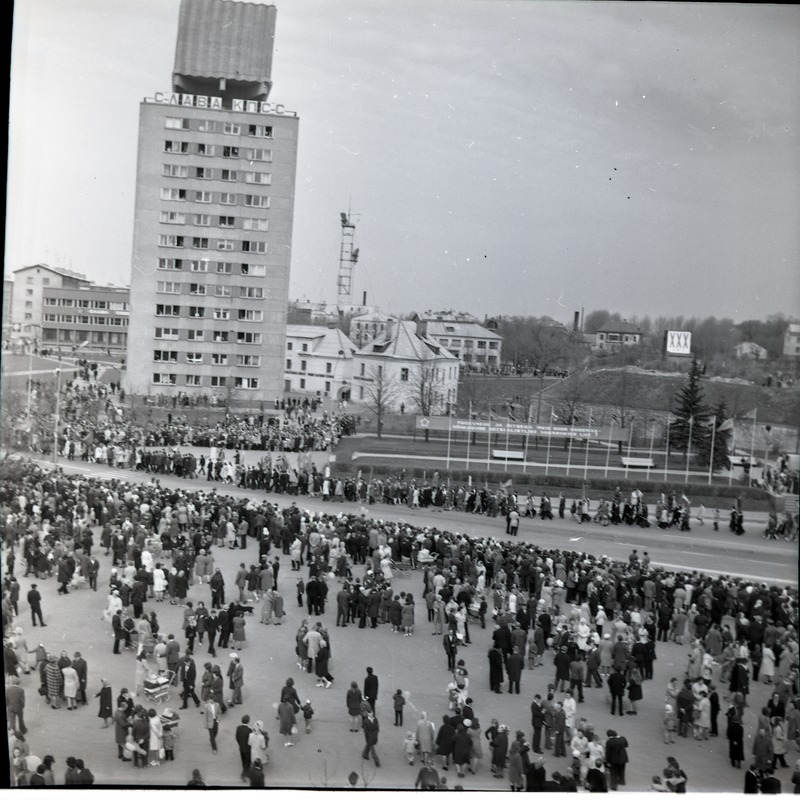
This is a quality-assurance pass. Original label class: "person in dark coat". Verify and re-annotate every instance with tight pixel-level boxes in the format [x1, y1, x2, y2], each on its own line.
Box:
[585, 758, 608, 792]
[364, 667, 378, 712]
[554, 646, 571, 692]
[95, 679, 113, 727]
[361, 712, 380, 766]
[72, 652, 88, 705]
[236, 715, 253, 780]
[435, 715, 456, 770]
[607, 668, 626, 716]
[526, 756, 546, 791]
[507, 646, 524, 695]
[604, 729, 628, 790]
[491, 725, 509, 778]
[726, 707, 745, 768]
[452, 722, 474, 779]
[744, 764, 760, 793]
[488, 644, 505, 693]
[178, 655, 200, 709]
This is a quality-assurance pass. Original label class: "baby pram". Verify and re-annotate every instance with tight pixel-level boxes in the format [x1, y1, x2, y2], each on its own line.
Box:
[143, 672, 174, 704]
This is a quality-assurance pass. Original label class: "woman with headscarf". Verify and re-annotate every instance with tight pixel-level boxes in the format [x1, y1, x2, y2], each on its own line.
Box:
[95, 679, 113, 727]
[490, 724, 508, 779]
[248, 720, 268, 764]
[62, 659, 79, 711]
[44, 654, 63, 710]
[148, 707, 163, 767]
[508, 737, 525, 792]
[452, 721, 474, 779]
[278, 699, 297, 747]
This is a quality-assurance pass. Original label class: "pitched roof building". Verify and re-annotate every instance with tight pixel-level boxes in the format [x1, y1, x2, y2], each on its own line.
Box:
[594, 320, 642, 352]
[284, 324, 356, 401]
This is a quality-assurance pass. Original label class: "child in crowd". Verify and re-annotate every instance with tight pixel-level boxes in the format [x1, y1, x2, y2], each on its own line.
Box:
[394, 688, 406, 727]
[301, 699, 314, 734]
[162, 726, 177, 761]
[403, 731, 417, 766]
[664, 704, 676, 744]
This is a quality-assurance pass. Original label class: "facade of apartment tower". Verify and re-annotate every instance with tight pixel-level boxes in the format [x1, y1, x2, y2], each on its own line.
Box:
[126, 0, 298, 404]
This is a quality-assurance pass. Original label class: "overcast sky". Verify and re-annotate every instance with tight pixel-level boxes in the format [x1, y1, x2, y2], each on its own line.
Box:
[6, 0, 800, 323]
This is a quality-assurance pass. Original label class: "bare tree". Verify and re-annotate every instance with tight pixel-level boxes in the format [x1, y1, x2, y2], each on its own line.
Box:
[361, 365, 400, 438]
[411, 364, 439, 441]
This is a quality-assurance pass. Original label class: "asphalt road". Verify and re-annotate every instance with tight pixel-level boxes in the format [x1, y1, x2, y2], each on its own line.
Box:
[6, 456, 796, 790]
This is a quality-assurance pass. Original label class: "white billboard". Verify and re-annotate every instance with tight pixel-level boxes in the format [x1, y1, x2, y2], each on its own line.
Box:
[665, 330, 692, 355]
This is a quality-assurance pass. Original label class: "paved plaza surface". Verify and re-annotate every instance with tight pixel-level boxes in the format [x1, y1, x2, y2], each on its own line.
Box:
[7, 459, 797, 790]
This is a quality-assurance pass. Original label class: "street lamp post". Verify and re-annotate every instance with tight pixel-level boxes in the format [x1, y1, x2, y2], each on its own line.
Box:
[52, 369, 62, 467]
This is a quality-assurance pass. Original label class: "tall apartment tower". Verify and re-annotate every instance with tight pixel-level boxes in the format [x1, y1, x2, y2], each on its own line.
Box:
[126, 0, 298, 405]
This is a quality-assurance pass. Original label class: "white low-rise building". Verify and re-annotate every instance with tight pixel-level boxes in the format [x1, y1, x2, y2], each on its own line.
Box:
[284, 325, 357, 401]
[353, 319, 459, 414]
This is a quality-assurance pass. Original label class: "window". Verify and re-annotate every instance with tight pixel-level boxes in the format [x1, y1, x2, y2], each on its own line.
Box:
[153, 350, 178, 363]
[212, 353, 228, 366]
[194, 191, 212, 203]
[194, 214, 211, 226]
[189, 260, 208, 272]
[477, 340, 486, 349]
[212, 331, 229, 343]
[360, 363, 365, 377]
[214, 285, 232, 297]
[400, 368, 409, 382]
[237, 332, 262, 344]
[221, 169, 238, 182]
[163, 163, 189, 178]
[155, 304, 180, 317]
[156, 281, 180, 294]
[243, 171, 271, 185]
[489, 341, 498, 349]
[287, 342, 293, 351]
[242, 217, 268, 232]
[185, 375, 202, 386]
[194, 167, 211, 179]
[235, 377, 259, 389]
[154, 327, 178, 339]
[238, 309, 263, 322]
[359, 386, 364, 400]
[217, 239, 235, 251]
[213, 308, 230, 320]
[218, 216, 235, 228]
[242, 240, 267, 254]
[299, 379, 306, 389]
[152, 373, 177, 385]
[26, 276, 33, 284]
[325, 382, 331, 393]
[164, 140, 188, 153]
[222, 146, 239, 158]
[158, 234, 184, 247]
[189, 283, 206, 295]
[236, 355, 261, 367]
[160, 187, 187, 200]
[301, 360, 307, 371]
[216, 262, 233, 274]
[247, 148, 272, 162]
[196, 143, 215, 156]
[301, 343, 308, 352]
[197, 120, 217, 133]
[244, 194, 270, 208]
[25, 302, 33, 309]
[223, 122, 241, 135]
[247, 124, 273, 138]
[240, 286, 264, 299]
[188, 306, 205, 318]
[187, 330, 204, 341]
[210, 376, 226, 387]
[191, 237, 209, 249]
[286, 358, 292, 369]
[160, 211, 185, 224]
[165, 117, 189, 130]
[240, 264, 266, 276]
[326, 362, 333, 374]
[220, 192, 237, 205]
[25, 289, 33, 296]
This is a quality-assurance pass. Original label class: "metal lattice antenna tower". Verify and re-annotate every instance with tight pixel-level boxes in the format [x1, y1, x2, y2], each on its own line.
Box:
[337, 209, 359, 309]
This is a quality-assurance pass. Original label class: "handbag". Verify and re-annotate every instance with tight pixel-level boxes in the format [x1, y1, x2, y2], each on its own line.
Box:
[291, 725, 299, 735]
[158, 747, 165, 759]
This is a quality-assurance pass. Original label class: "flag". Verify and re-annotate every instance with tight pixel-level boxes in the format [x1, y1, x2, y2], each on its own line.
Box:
[717, 418, 734, 432]
[742, 408, 758, 420]
[501, 479, 512, 489]
[681, 493, 690, 505]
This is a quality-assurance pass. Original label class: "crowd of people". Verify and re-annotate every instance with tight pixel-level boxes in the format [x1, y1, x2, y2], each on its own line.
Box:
[2, 455, 798, 788]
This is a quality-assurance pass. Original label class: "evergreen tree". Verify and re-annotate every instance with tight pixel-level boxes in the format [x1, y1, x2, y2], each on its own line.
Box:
[697, 400, 732, 473]
[669, 356, 709, 456]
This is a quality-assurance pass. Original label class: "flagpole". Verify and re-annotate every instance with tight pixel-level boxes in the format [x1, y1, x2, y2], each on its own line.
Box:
[664, 415, 670, 482]
[486, 406, 491, 472]
[446, 406, 453, 471]
[583, 407, 592, 480]
[625, 425, 633, 480]
[708, 415, 716, 486]
[647, 418, 656, 481]
[749, 408, 757, 488]
[728, 420, 735, 487]
[685, 415, 693, 484]
[466, 401, 472, 470]
[522, 404, 531, 474]
[566, 416, 575, 477]
[505, 411, 511, 473]
[604, 418, 613, 478]
[545, 405, 554, 477]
